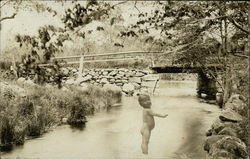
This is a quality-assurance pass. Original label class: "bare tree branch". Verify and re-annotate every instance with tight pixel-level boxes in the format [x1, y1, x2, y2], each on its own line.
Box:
[0, 0, 10, 9]
[228, 17, 249, 34]
[0, 13, 17, 22]
[134, 1, 140, 13]
[111, 0, 129, 8]
[232, 53, 249, 59]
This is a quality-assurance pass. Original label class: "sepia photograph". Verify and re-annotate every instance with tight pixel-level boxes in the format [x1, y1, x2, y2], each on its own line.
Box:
[0, 0, 249, 159]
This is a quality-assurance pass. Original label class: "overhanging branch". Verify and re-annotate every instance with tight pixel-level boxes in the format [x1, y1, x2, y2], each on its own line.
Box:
[228, 17, 249, 34]
[111, 0, 128, 8]
[0, 13, 17, 22]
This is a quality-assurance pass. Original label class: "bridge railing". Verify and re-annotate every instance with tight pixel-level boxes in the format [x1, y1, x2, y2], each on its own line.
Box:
[39, 51, 163, 66]
[38, 50, 163, 79]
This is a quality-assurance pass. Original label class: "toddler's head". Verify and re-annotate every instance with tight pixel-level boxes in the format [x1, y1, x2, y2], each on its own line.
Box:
[138, 93, 151, 108]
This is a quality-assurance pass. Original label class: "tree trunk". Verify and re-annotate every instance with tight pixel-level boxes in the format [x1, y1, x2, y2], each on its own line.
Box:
[223, 66, 232, 106]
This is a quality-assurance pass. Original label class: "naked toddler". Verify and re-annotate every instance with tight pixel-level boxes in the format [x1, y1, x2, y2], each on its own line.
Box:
[138, 93, 168, 154]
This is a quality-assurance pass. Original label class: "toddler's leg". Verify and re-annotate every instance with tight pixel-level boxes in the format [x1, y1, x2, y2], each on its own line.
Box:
[141, 128, 151, 154]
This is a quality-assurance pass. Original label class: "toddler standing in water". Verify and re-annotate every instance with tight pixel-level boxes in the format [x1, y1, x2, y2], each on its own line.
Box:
[138, 93, 168, 154]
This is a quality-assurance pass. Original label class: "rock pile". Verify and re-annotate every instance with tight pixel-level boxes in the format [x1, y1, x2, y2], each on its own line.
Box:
[62, 68, 151, 95]
[204, 94, 248, 159]
[16, 67, 159, 95]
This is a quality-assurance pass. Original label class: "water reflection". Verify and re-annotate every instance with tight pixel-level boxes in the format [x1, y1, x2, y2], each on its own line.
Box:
[70, 124, 86, 131]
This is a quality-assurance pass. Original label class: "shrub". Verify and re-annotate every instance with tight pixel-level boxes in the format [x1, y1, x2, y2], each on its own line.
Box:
[67, 96, 87, 125]
[0, 81, 122, 150]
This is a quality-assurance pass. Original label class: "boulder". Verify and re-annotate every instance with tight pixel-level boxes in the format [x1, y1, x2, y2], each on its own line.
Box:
[45, 68, 53, 73]
[118, 68, 128, 72]
[212, 150, 235, 159]
[134, 72, 145, 77]
[116, 83, 123, 86]
[80, 75, 93, 83]
[65, 78, 75, 85]
[61, 117, 68, 124]
[204, 135, 226, 152]
[60, 68, 69, 75]
[225, 95, 247, 116]
[102, 71, 109, 76]
[216, 92, 223, 106]
[100, 75, 113, 79]
[100, 78, 109, 84]
[103, 84, 121, 92]
[131, 82, 141, 90]
[114, 75, 122, 80]
[218, 127, 237, 137]
[115, 79, 122, 83]
[72, 68, 78, 73]
[109, 70, 117, 76]
[109, 78, 115, 83]
[219, 109, 243, 122]
[88, 71, 96, 76]
[121, 79, 128, 83]
[122, 83, 135, 93]
[118, 71, 125, 76]
[127, 71, 135, 77]
[129, 77, 141, 84]
[141, 70, 150, 74]
[209, 136, 248, 159]
[17, 77, 26, 83]
[209, 119, 241, 135]
[80, 72, 87, 77]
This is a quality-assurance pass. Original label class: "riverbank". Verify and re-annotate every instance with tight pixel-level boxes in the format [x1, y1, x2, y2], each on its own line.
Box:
[0, 81, 122, 151]
[204, 94, 249, 159]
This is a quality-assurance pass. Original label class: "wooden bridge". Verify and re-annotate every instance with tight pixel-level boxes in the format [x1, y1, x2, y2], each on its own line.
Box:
[39, 50, 224, 77]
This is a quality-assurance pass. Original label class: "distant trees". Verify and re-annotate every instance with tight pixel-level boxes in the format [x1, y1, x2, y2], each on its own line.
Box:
[13, 0, 122, 86]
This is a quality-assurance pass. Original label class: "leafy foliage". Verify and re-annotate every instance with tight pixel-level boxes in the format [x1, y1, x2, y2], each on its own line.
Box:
[121, 1, 249, 64]
[61, 1, 112, 31]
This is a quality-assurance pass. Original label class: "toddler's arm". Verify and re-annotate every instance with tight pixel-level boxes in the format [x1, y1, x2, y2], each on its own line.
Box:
[149, 110, 168, 118]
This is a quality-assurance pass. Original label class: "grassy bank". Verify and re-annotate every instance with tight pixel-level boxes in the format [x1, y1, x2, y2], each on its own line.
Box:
[0, 81, 122, 150]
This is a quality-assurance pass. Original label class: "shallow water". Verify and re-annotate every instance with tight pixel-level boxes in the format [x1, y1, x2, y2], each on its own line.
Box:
[1, 80, 220, 159]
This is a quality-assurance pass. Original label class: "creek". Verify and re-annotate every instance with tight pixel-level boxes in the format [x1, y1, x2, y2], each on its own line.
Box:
[1, 80, 220, 159]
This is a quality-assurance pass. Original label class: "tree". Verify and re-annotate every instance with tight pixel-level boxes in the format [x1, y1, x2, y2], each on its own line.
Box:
[13, 0, 123, 86]
[120, 1, 249, 102]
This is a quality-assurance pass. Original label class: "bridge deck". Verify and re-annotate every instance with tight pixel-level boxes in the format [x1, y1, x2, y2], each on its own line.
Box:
[151, 65, 223, 73]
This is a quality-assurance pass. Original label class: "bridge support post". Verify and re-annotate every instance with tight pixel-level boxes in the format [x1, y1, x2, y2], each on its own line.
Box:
[197, 71, 217, 100]
[77, 54, 84, 83]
